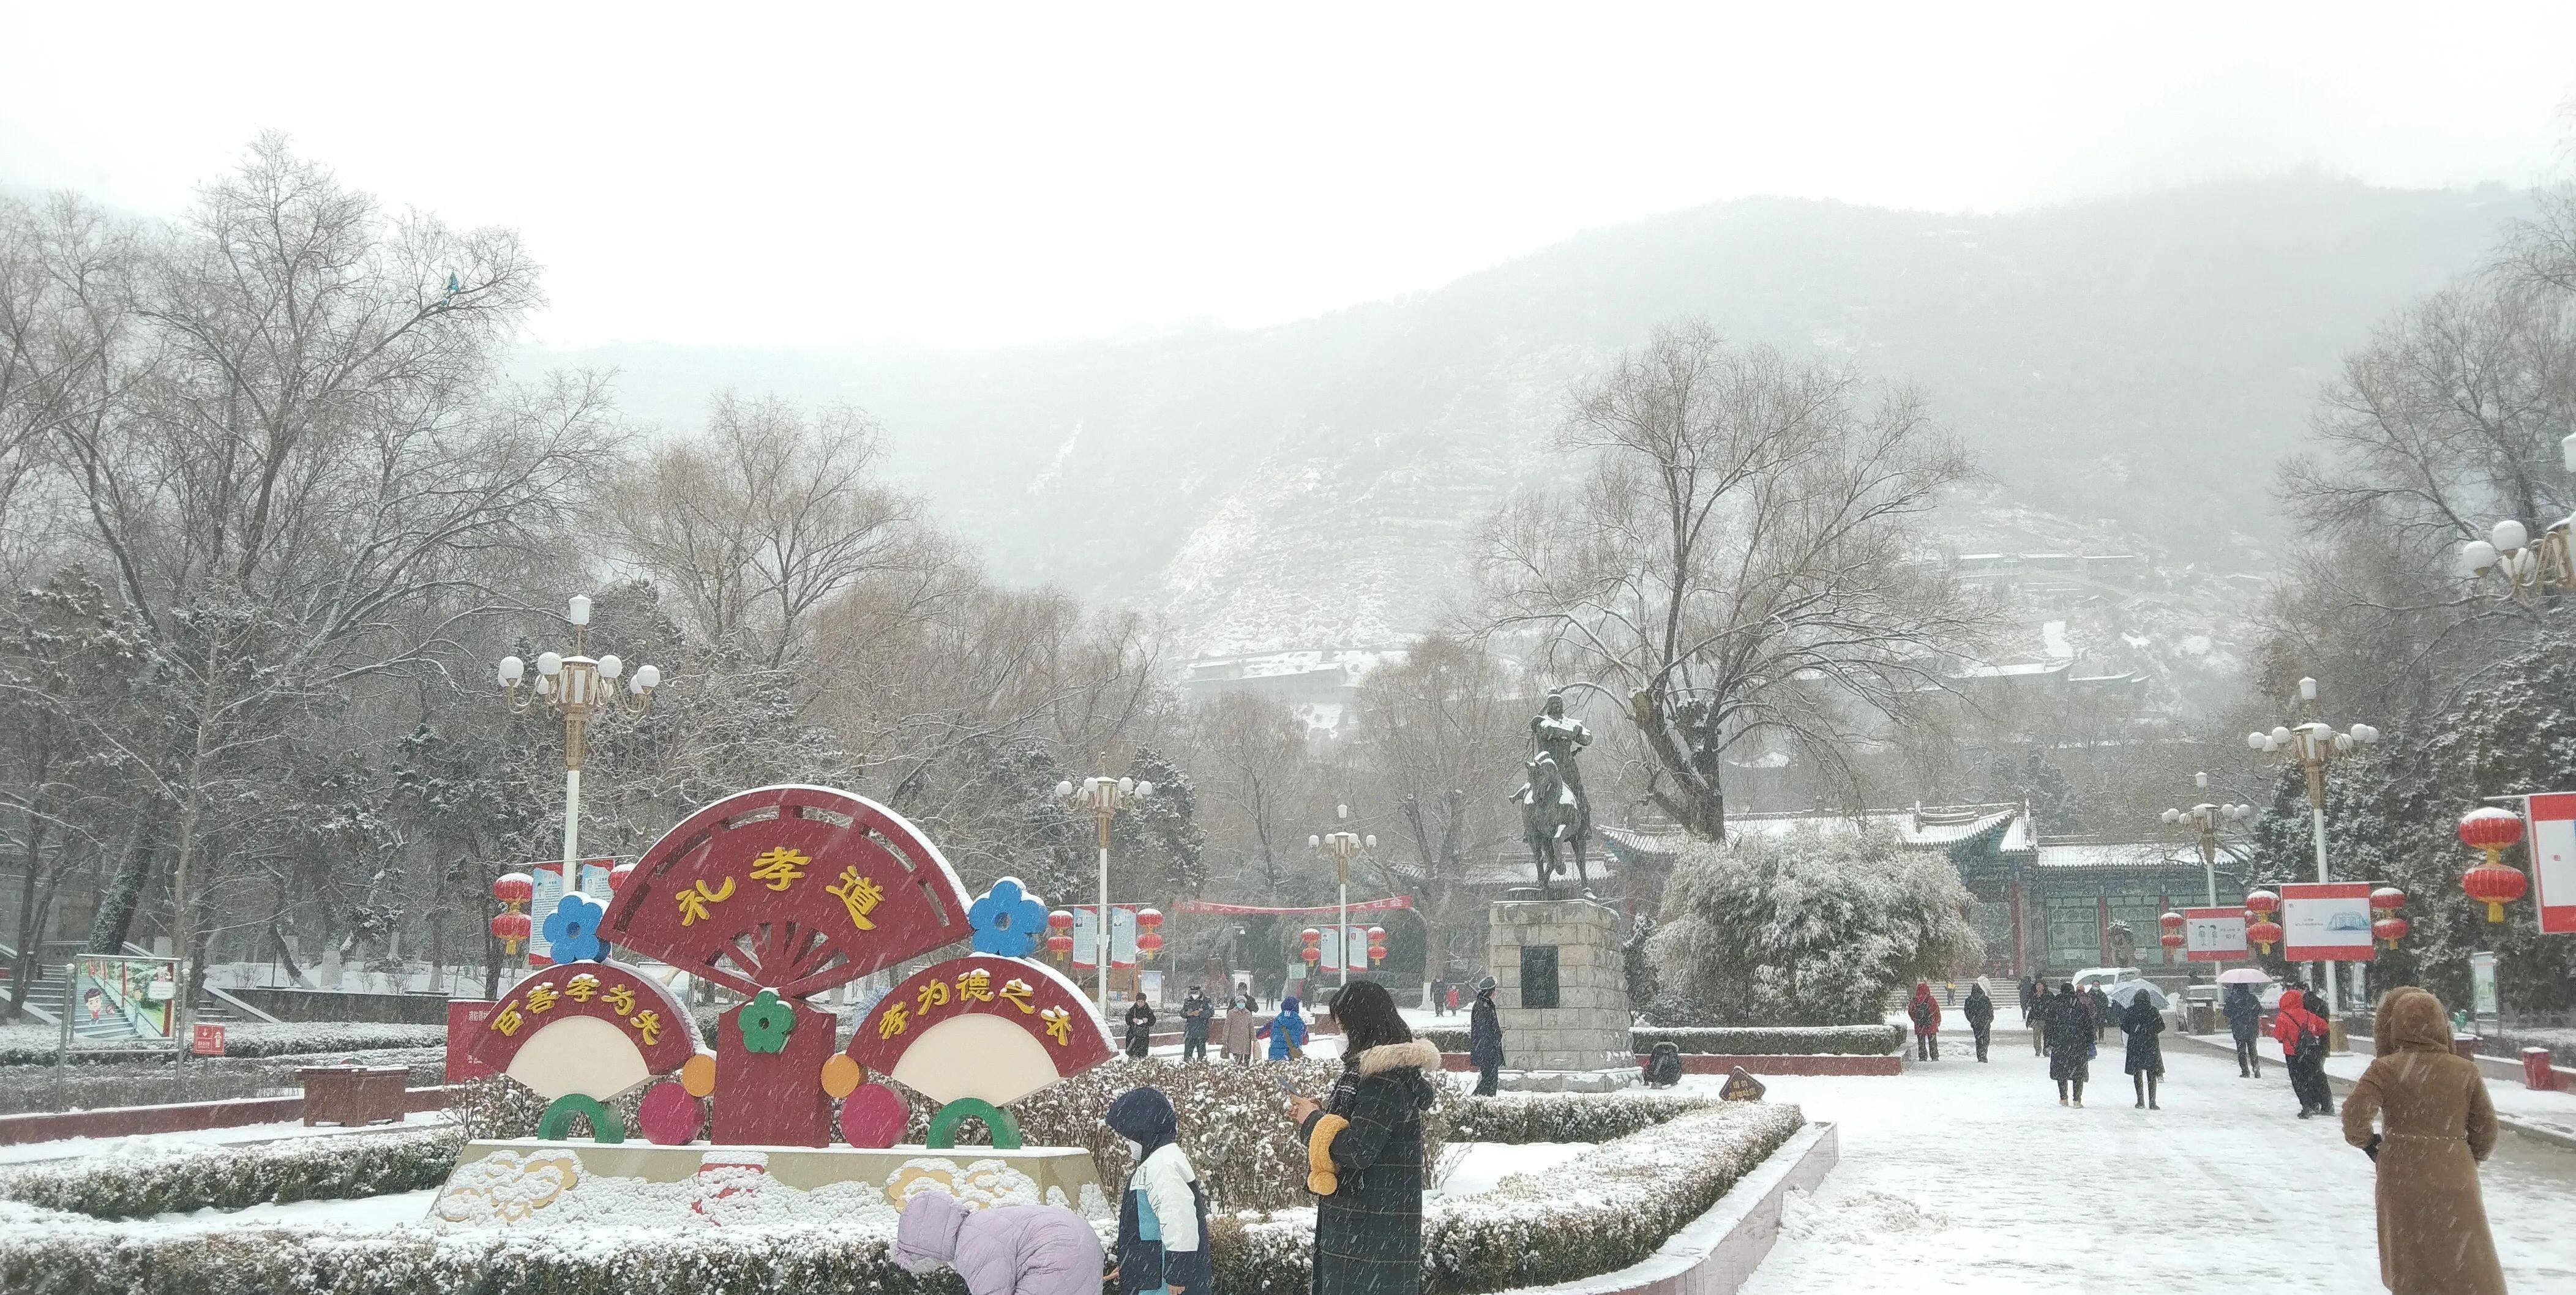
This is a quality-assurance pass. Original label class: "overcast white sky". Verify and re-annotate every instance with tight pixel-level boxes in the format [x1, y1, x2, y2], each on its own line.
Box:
[4, 3, 2572, 349]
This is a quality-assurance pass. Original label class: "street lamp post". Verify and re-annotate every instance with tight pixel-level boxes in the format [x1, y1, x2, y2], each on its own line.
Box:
[1055, 772, 1153, 1012]
[2457, 433, 2576, 600]
[2247, 676, 2379, 1022]
[1309, 805, 1375, 989]
[498, 594, 662, 903]
[2160, 772, 2255, 907]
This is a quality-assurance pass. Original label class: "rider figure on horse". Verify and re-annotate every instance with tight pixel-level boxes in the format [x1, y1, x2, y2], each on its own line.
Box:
[1527, 691, 1592, 821]
[1511, 690, 1596, 892]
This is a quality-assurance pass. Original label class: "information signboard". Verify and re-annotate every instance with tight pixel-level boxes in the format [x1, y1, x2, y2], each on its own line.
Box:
[2280, 881, 2376, 963]
[2526, 793, 2576, 935]
[2182, 906, 2248, 962]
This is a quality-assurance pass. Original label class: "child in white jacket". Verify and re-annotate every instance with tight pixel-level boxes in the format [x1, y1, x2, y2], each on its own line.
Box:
[1103, 1086, 1209, 1295]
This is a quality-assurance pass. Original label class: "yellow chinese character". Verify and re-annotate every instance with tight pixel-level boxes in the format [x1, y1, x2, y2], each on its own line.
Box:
[954, 968, 994, 1003]
[747, 846, 809, 892]
[1038, 1005, 1072, 1047]
[877, 1001, 909, 1039]
[523, 982, 560, 1014]
[631, 1010, 662, 1047]
[916, 979, 950, 1018]
[998, 978, 1036, 1014]
[825, 867, 885, 930]
[564, 973, 600, 1002]
[491, 1004, 525, 1037]
[676, 877, 736, 927]
[605, 984, 637, 1016]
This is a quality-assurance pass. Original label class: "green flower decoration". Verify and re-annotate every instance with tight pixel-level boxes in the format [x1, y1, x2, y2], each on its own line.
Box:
[739, 988, 795, 1054]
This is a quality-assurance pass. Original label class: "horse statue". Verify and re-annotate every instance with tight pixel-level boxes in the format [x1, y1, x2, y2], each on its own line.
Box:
[1511, 753, 1592, 894]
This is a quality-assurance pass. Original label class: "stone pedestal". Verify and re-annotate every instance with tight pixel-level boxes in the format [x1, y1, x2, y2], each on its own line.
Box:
[1487, 898, 1632, 1081]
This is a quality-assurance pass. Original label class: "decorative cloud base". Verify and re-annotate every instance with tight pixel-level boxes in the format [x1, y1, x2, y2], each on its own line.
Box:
[426, 1139, 1107, 1230]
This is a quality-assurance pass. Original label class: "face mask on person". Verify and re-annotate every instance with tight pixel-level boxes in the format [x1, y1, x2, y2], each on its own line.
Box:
[1123, 1136, 1144, 1159]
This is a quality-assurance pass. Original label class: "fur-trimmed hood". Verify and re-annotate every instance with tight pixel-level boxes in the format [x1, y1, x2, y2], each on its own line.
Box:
[1352, 1038, 1440, 1076]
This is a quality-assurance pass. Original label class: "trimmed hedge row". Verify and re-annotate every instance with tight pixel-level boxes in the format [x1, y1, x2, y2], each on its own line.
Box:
[0, 1022, 451, 1066]
[0, 1125, 462, 1219]
[1448, 1090, 1718, 1143]
[1420, 1023, 1902, 1056]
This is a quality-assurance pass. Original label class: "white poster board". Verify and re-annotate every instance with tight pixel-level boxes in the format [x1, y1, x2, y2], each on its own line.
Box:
[1316, 924, 1369, 972]
[1068, 905, 1139, 969]
[2527, 793, 2576, 935]
[2182, 907, 2248, 962]
[2280, 881, 2375, 963]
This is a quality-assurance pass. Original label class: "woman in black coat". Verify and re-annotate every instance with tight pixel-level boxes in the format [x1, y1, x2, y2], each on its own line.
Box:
[1290, 979, 1438, 1295]
[1466, 974, 1504, 1097]
[1124, 999, 1156, 1058]
[2120, 991, 2165, 1110]
[2043, 982, 2093, 1107]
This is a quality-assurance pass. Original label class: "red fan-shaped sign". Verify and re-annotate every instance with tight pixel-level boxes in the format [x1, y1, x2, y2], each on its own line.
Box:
[845, 955, 1110, 1107]
[601, 785, 973, 998]
[468, 962, 699, 1099]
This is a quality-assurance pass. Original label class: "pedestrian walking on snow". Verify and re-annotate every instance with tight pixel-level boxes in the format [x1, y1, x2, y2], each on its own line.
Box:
[1105, 1087, 1210, 1295]
[1178, 987, 1214, 1062]
[1257, 996, 1308, 1061]
[2223, 982, 2264, 1078]
[1964, 981, 1996, 1062]
[1467, 975, 1504, 1095]
[1908, 981, 1942, 1061]
[2021, 976, 2046, 1054]
[1125, 999, 1157, 1059]
[1444, 983, 1461, 1016]
[2121, 991, 2165, 1108]
[2087, 984, 2111, 1043]
[2342, 987, 2505, 1295]
[2044, 982, 2092, 1106]
[2275, 987, 2334, 1117]
[1289, 980, 1438, 1295]
[1222, 995, 1259, 1065]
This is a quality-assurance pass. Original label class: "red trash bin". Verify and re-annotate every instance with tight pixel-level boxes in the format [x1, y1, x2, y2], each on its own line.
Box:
[2524, 1047, 2559, 1091]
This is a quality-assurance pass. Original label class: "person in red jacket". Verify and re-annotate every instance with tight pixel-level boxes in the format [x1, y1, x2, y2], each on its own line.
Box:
[2272, 987, 2333, 1117]
[1908, 981, 1943, 1061]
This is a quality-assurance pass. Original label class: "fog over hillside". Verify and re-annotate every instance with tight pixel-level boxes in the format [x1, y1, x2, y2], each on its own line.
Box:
[536, 174, 2522, 656]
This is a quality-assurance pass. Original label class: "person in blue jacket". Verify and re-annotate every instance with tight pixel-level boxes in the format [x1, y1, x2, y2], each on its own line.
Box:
[1258, 995, 1308, 1059]
[1103, 1088, 1208, 1295]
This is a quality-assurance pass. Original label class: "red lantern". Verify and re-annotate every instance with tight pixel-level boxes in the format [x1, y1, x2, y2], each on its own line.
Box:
[2458, 807, 2525, 853]
[1136, 931, 1164, 958]
[2243, 889, 2279, 918]
[1366, 925, 1387, 942]
[1045, 933, 1074, 957]
[2463, 861, 2528, 923]
[2370, 886, 2405, 912]
[1300, 945, 1322, 964]
[489, 910, 531, 955]
[2160, 933, 2186, 951]
[1300, 928, 1321, 946]
[2373, 916, 2410, 949]
[2247, 919, 2284, 954]
[492, 873, 534, 905]
[609, 864, 636, 893]
[1048, 909, 1074, 931]
[1136, 908, 1163, 930]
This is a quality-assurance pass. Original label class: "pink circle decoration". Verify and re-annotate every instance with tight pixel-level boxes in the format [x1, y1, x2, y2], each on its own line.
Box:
[638, 1080, 705, 1146]
[840, 1081, 908, 1149]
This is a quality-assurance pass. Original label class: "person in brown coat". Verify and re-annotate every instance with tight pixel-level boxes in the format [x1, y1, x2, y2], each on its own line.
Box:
[2340, 986, 2505, 1295]
[1221, 994, 1260, 1065]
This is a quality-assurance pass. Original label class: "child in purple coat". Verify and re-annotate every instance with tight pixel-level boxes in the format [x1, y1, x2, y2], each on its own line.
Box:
[893, 1189, 1105, 1295]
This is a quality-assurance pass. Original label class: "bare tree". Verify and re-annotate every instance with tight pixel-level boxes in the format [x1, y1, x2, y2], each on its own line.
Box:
[1178, 690, 1317, 896]
[1346, 634, 1522, 979]
[1480, 321, 1985, 841]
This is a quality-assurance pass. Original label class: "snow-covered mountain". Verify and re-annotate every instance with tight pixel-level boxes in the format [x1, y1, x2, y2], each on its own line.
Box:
[536, 175, 2518, 657]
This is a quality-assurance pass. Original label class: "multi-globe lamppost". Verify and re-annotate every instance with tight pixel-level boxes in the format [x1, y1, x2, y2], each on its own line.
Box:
[2160, 772, 2255, 907]
[497, 595, 662, 902]
[1055, 772, 1153, 1012]
[1309, 805, 1375, 990]
[2457, 431, 2576, 600]
[2246, 676, 2379, 1021]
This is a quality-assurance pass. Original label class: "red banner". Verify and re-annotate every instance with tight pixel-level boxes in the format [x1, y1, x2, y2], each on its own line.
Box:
[1173, 896, 1412, 916]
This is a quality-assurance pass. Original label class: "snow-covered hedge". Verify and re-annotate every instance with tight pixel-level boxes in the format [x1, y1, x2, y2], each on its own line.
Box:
[1447, 1089, 1719, 1143]
[0, 1125, 462, 1219]
[0, 1220, 971, 1295]
[1420, 1023, 1901, 1056]
[0, 1021, 449, 1065]
[1217, 1099, 1805, 1295]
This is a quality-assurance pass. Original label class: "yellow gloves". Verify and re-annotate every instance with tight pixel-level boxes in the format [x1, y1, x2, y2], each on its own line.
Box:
[1305, 1113, 1349, 1196]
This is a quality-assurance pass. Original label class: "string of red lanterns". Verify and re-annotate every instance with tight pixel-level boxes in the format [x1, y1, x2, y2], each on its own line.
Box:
[2458, 807, 2529, 923]
[489, 872, 534, 954]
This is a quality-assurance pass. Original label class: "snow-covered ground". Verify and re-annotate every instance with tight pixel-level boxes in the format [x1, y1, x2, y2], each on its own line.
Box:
[0, 1108, 452, 1165]
[1429, 1141, 1587, 1198]
[1738, 1025, 2576, 1293]
[151, 1187, 438, 1233]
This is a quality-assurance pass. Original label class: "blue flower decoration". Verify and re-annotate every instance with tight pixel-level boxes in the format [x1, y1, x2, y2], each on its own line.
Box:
[967, 877, 1049, 957]
[541, 893, 609, 963]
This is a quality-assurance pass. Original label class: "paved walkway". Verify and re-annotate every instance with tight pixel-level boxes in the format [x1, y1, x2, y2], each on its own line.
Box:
[1739, 1022, 2576, 1293]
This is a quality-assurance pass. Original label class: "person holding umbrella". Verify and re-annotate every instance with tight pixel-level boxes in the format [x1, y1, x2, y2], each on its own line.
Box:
[2219, 971, 2266, 1078]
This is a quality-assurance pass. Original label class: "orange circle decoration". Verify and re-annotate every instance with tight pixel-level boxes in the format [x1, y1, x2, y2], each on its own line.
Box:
[680, 1051, 718, 1097]
[821, 1053, 864, 1100]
